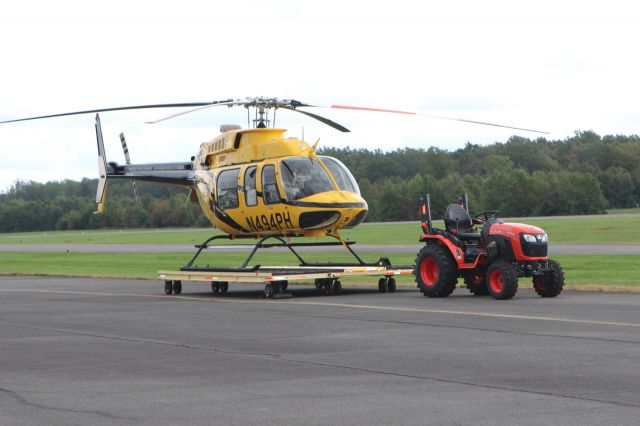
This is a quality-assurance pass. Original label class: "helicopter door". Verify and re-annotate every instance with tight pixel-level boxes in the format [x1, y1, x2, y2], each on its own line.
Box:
[216, 168, 240, 210]
[244, 166, 257, 207]
[261, 164, 281, 205]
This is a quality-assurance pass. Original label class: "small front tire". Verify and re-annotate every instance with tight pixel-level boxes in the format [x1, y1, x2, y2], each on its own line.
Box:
[533, 260, 564, 297]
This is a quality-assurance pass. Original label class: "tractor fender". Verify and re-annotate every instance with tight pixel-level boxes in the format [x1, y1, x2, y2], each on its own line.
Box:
[419, 234, 465, 265]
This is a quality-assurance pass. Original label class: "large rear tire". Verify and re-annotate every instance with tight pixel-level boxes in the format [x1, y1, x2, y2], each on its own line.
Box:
[487, 260, 518, 300]
[533, 260, 564, 297]
[415, 244, 457, 298]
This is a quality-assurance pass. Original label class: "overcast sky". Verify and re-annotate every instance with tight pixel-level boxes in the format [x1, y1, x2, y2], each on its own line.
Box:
[1, 0, 639, 192]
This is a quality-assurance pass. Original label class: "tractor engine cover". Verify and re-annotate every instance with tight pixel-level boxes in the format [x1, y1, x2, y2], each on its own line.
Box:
[489, 222, 548, 260]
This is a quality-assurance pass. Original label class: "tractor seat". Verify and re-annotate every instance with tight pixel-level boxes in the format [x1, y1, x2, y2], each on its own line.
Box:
[444, 204, 481, 241]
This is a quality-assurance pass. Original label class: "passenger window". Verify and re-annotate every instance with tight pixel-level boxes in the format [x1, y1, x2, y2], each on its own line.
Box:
[261, 165, 281, 205]
[217, 169, 240, 210]
[244, 166, 257, 207]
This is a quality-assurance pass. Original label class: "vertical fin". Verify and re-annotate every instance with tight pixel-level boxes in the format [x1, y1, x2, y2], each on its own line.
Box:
[95, 114, 108, 214]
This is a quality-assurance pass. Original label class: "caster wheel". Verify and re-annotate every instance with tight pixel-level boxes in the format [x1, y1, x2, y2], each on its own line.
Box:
[264, 284, 274, 298]
[378, 278, 388, 293]
[387, 278, 396, 293]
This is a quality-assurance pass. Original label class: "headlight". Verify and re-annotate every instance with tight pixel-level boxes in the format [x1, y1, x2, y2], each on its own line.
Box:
[523, 233, 548, 243]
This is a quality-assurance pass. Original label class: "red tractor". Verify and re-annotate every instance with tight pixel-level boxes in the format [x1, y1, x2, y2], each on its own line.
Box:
[415, 194, 564, 300]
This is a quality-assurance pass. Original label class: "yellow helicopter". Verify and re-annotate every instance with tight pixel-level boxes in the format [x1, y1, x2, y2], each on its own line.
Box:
[2, 98, 373, 240]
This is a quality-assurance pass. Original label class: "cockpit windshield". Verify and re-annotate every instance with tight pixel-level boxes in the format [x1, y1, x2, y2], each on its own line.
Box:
[319, 156, 360, 194]
[280, 157, 335, 201]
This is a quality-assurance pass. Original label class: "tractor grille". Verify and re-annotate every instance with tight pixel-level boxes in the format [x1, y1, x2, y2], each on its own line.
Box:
[520, 235, 548, 257]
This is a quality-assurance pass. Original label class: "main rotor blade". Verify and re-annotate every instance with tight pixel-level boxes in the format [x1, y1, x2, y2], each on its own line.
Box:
[328, 104, 550, 134]
[145, 100, 236, 124]
[0, 102, 224, 124]
[282, 107, 350, 133]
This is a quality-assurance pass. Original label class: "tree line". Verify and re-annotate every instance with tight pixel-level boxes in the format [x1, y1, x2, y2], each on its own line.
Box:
[320, 130, 638, 220]
[0, 130, 638, 232]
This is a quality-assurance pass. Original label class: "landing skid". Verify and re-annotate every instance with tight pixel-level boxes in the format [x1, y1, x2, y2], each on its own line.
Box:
[158, 234, 413, 298]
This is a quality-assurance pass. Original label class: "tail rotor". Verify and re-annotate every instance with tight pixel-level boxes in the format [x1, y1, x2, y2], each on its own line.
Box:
[119, 132, 140, 201]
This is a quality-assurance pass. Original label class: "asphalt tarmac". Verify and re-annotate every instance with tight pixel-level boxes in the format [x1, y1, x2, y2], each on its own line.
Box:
[2, 276, 640, 425]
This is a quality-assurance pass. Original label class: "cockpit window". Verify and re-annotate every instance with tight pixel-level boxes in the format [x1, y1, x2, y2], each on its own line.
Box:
[280, 157, 335, 201]
[319, 156, 360, 194]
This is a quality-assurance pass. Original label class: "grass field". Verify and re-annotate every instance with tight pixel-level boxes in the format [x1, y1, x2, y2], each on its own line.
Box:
[2, 215, 640, 245]
[0, 251, 638, 292]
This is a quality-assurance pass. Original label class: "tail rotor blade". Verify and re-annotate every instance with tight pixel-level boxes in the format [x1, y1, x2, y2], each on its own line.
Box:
[119, 132, 140, 201]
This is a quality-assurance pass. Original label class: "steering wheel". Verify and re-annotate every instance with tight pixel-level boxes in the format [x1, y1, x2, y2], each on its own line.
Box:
[475, 210, 501, 223]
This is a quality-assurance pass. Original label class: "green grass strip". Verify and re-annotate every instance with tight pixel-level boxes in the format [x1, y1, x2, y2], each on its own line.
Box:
[1, 252, 638, 292]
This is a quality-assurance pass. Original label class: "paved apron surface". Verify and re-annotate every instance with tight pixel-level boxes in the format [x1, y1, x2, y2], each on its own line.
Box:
[1, 276, 640, 425]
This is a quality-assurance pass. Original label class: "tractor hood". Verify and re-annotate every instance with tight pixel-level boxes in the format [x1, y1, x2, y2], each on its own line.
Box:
[489, 222, 546, 238]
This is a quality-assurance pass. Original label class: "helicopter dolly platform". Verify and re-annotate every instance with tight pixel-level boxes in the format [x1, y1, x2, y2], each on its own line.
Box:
[159, 264, 413, 299]
[158, 234, 414, 298]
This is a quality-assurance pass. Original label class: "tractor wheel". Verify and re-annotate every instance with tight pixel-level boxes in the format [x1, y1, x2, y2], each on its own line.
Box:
[415, 244, 457, 298]
[464, 273, 489, 296]
[486, 260, 518, 300]
[533, 260, 565, 297]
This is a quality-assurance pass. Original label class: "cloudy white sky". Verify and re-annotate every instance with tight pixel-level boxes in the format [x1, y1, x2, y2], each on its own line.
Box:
[1, 0, 639, 191]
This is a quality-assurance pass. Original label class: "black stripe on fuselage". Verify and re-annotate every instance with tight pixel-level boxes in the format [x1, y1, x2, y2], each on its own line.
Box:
[283, 201, 367, 208]
[213, 207, 251, 233]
